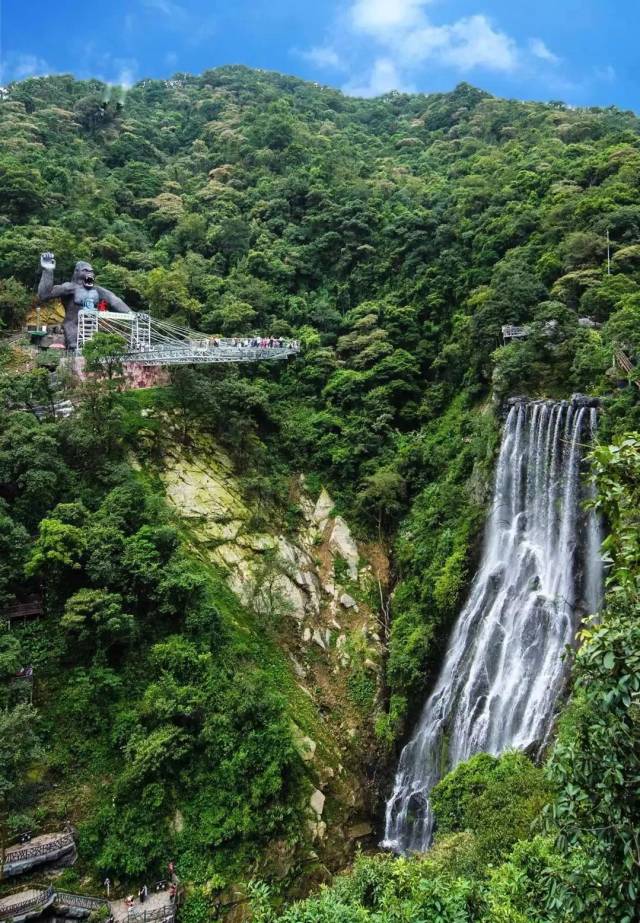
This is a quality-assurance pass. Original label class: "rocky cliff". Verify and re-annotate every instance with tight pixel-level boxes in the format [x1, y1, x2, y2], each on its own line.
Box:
[156, 436, 389, 890]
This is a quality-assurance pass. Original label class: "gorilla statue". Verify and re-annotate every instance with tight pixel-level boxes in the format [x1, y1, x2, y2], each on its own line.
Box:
[37, 252, 134, 348]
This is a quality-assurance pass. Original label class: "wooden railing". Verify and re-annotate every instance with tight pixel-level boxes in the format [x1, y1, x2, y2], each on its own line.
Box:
[0, 885, 55, 920]
[4, 832, 74, 866]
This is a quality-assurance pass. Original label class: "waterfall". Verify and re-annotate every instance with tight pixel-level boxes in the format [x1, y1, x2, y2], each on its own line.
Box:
[383, 399, 603, 855]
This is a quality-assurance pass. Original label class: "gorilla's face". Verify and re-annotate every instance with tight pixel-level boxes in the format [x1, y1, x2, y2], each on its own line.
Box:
[78, 264, 95, 288]
[73, 261, 96, 289]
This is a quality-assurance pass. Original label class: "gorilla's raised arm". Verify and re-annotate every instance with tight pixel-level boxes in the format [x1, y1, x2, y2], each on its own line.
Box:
[96, 286, 133, 314]
[38, 252, 73, 301]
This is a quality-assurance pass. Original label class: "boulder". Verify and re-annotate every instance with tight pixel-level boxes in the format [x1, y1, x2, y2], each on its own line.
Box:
[313, 489, 334, 530]
[329, 517, 359, 580]
[310, 789, 325, 816]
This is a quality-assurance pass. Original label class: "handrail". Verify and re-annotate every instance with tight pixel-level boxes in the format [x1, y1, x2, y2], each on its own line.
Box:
[0, 885, 55, 919]
[127, 905, 176, 923]
[55, 891, 109, 911]
[4, 832, 74, 865]
[614, 347, 640, 390]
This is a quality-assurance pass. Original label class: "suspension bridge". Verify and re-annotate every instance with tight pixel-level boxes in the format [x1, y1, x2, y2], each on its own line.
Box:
[76, 310, 300, 366]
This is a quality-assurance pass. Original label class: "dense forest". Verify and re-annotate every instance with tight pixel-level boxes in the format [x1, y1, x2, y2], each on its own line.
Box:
[0, 67, 639, 922]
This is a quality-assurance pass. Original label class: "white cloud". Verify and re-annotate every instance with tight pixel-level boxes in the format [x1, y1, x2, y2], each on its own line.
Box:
[301, 1, 527, 97]
[165, 51, 179, 66]
[0, 45, 138, 89]
[350, 0, 430, 36]
[444, 15, 518, 71]
[116, 66, 136, 89]
[0, 52, 50, 82]
[397, 14, 518, 72]
[302, 46, 345, 70]
[345, 57, 413, 97]
[529, 38, 560, 65]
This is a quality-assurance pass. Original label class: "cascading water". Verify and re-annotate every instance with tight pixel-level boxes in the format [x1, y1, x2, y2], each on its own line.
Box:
[383, 398, 603, 855]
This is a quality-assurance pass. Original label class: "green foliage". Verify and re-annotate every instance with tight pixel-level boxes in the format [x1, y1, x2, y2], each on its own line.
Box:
[0, 277, 32, 330]
[61, 588, 135, 656]
[431, 752, 550, 865]
[544, 435, 640, 922]
[270, 850, 479, 923]
[385, 400, 499, 729]
[83, 332, 126, 380]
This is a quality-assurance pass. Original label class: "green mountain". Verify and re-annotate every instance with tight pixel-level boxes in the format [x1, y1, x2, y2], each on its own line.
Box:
[0, 67, 639, 922]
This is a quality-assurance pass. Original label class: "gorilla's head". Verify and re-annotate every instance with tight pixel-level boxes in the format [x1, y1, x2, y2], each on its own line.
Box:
[73, 261, 96, 289]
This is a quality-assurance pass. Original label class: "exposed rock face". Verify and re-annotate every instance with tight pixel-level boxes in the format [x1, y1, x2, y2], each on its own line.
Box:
[329, 518, 359, 580]
[310, 789, 326, 817]
[161, 445, 323, 623]
[313, 489, 334, 530]
[158, 436, 388, 885]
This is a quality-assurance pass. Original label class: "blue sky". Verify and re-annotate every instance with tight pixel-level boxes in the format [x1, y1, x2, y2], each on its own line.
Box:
[1, 0, 637, 110]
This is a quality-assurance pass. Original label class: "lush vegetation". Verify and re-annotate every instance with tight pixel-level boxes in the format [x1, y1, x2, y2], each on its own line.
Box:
[2, 70, 639, 725]
[0, 67, 639, 920]
[251, 434, 640, 922]
[0, 383, 306, 901]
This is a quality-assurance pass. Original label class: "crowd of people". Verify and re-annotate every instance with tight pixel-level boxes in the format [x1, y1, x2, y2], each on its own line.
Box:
[208, 336, 300, 350]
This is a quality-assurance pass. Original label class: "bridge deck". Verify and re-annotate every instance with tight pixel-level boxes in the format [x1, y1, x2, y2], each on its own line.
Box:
[76, 310, 300, 367]
[121, 345, 297, 366]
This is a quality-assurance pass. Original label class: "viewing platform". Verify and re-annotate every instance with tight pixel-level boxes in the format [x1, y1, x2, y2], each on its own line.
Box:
[0, 885, 177, 923]
[501, 324, 529, 342]
[2, 832, 76, 878]
[0, 887, 56, 923]
[3, 596, 43, 625]
[110, 889, 177, 923]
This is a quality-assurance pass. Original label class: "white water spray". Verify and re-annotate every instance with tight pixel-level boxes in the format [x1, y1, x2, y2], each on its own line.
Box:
[383, 399, 602, 854]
